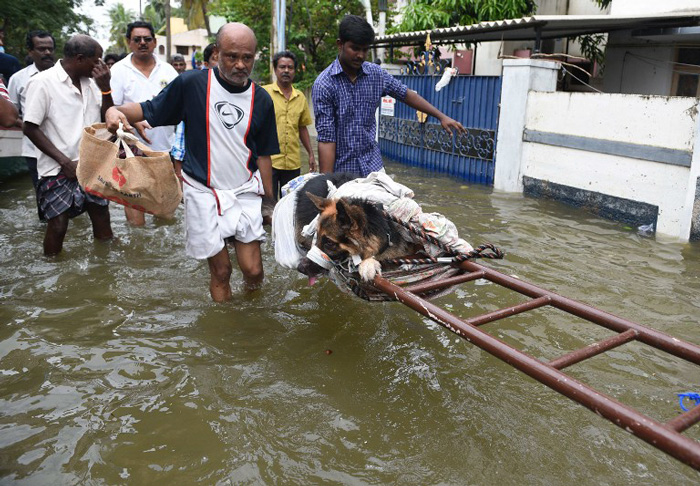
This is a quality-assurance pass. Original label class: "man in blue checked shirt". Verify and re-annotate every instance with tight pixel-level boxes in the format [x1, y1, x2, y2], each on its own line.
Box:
[313, 15, 466, 177]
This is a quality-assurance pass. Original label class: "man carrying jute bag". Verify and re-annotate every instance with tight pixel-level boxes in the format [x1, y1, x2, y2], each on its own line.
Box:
[77, 122, 182, 218]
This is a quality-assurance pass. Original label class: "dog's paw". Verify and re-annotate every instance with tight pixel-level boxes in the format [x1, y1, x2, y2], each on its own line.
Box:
[358, 257, 382, 282]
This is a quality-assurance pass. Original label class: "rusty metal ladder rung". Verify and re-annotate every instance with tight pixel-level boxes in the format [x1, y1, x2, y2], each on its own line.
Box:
[372, 260, 700, 471]
[548, 328, 639, 369]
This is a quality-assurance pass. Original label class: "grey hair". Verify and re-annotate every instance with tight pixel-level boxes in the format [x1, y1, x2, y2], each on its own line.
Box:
[64, 34, 100, 59]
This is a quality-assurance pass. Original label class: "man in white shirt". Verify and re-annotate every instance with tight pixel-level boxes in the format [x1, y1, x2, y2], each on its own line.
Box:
[23, 34, 115, 256]
[8, 30, 56, 219]
[110, 20, 178, 225]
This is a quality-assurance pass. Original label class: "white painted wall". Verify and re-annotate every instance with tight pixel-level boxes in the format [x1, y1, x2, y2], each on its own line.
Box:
[474, 42, 504, 76]
[537, 0, 606, 15]
[602, 32, 675, 95]
[155, 28, 209, 69]
[494, 59, 559, 192]
[521, 91, 700, 238]
[568, 0, 609, 15]
[611, 0, 700, 15]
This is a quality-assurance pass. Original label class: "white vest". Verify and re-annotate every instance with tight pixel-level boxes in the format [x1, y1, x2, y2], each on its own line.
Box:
[206, 71, 256, 190]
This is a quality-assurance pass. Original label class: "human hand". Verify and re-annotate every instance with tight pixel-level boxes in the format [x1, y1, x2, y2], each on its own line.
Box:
[92, 59, 111, 92]
[439, 116, 467, 137]
[308, 154, 317, 172]
[60, 157, 78, 180]
[261, 196, 275, 226]
[133, 121, 152, 144]
[106, 107, 131, 133]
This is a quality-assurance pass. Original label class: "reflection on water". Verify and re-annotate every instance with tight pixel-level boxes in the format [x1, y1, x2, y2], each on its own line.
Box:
[1, 160, 699, 484]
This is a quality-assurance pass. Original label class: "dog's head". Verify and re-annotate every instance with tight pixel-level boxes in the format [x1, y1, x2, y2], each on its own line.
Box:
[305, 192, 380, 262]
[296, 257, 328, 285]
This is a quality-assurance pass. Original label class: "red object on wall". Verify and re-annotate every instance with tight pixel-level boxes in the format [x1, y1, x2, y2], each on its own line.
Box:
[452, 49, 473, 75]
[514, 49, 532, 58]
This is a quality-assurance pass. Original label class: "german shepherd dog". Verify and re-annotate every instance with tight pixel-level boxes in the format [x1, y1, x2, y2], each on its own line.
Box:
[295, 173, 422, 282]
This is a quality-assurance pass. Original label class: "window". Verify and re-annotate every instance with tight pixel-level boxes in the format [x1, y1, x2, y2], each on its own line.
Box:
[176, 46, 189, 55]
[671, 48, 700, 97]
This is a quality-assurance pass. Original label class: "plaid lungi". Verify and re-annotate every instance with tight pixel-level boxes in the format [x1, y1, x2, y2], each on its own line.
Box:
[37, 174, 108, 220]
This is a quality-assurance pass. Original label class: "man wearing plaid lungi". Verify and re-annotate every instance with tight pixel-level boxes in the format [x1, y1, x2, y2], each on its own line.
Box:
[23, 35, 115, 256]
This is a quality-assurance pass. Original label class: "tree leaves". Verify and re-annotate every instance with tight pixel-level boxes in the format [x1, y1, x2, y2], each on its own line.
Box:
[3, 0, 93, 60]
[391, 0, 535, 33]
[212, 0, 367, 91]
[107, 3, 137, 53]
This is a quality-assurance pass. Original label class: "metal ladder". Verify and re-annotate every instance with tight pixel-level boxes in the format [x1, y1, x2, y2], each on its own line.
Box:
[372, 260, 700, 471]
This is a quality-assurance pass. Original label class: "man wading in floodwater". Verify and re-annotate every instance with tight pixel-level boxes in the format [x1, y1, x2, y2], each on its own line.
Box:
[106, 23, 279, 302]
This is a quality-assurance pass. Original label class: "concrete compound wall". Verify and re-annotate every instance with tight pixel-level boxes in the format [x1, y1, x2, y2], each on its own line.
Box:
[494, 58, 700, 241]
[610, 0, 699, 15]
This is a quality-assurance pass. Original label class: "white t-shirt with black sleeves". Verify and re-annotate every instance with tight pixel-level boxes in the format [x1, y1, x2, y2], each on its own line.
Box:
[141, 68, 279, 191]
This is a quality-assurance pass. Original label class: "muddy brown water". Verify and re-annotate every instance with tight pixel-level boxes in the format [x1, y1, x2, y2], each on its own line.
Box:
[1, 159, 699, 485]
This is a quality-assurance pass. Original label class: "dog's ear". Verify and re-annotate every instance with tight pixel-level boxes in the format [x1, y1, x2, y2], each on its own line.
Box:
[306, 192, 331, 211]
[336, 199, 352, 228]
[336, 199, 365, 230]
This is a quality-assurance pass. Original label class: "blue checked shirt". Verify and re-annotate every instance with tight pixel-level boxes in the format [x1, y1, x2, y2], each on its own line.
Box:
[170, 121, 186, 161]
[312, 58, 407, 176]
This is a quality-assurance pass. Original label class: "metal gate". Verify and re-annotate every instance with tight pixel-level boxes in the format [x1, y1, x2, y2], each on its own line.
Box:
[378, 72, 501, 185]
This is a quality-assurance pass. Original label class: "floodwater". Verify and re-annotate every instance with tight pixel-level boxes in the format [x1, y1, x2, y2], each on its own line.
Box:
[1, 159, 699, 485]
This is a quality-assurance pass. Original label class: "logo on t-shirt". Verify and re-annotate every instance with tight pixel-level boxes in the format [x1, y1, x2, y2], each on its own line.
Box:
[214, 101, 245, 129]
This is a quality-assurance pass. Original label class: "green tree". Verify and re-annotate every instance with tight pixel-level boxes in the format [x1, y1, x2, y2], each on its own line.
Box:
[143, 3, 165, 33]
[3, 0, 95, 62]
[393, 0, 536, 32]
[143, 0, 185, 35]
[211, 0, 270, 81]
[108, 3, 137, 53]
[182, 0, 212, 36]
[572, 0, 611, 74]
[212, 0, 368, 91]
[287, 0, 366, 90]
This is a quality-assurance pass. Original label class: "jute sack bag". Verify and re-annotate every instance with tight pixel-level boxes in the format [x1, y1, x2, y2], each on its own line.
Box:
[77, 123, 182, 219]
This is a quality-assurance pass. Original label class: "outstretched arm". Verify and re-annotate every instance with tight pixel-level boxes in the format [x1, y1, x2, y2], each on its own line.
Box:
[105, 103, 149, 141]
[403, 90, 467, 136]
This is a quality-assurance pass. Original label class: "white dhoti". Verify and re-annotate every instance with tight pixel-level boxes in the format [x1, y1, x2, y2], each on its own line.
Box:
[182, 172, 266, 259]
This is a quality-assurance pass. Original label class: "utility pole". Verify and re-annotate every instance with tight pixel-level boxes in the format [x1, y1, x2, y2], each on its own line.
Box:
[271, 0, 286, 81]
[359, 0, 375, 61]
[378, 0, 387, 63]
[270, 0, 277, 81]
[276, 0, 286, 52]
[165, 0, 171, 63]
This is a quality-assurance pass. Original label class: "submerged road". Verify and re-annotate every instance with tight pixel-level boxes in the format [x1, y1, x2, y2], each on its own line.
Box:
[1, 158, 699, 484]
